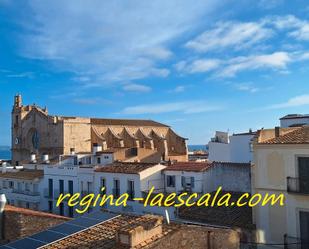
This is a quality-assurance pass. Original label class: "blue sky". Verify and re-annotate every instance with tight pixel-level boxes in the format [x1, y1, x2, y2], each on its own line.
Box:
[1, 0, 309, 145]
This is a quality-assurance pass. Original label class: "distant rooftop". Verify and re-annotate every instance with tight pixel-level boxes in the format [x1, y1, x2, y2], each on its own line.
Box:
[260, 126, 309, 144]
[280, 114, 309, 120]
[0, 169, 44, 180]
[91, 118, 169, 127]
[165, 162, 212, 172]
[95, 162, 160, 174]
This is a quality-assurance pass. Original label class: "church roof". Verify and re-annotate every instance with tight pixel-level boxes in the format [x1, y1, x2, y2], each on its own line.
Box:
[91, 118, 169, 127]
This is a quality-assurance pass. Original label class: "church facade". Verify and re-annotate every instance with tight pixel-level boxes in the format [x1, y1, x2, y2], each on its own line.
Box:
[11, 95, 188, 165]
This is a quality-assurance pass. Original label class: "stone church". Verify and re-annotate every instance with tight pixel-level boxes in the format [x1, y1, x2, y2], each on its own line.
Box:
[11, 95, 188, 165]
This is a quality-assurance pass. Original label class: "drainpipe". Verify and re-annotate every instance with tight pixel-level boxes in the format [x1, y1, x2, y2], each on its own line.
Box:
[0, 194, 7, 240]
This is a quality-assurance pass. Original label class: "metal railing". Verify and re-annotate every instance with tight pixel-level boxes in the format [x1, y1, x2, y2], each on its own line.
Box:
[287, 177, 309, 194]
[113, 188, 120, 198]
[284, 234, 304, 249]
[127, 190, 135, 200]
[12, 189, 40, 196]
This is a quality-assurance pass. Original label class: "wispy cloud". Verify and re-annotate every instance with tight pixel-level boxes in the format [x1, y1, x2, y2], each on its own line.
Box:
[218, 51, 291, 77]
[268, 94, 309, 109]
[72, 97, 112, 105]
[234, 83, 260, 93]
[185, 21, 273, 52]
[6, 72, 34, 78]
[120, 100, 223, 115]
[175, 59, 221, 73]
[18, 0, 221, 85]
[122, 83, 152, 93]
[169, 85, 186, 93]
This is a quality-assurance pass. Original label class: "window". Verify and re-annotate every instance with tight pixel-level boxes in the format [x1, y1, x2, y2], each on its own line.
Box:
[59, 203, 64, 216]
[48, 179, 53, 198]
[17, 182, 22, 191]
[15, 115, 18, 125]
[113, 179, 120, 198]
[300, 211, 309, 248]
[9, 181, 14, 189]
[86, 157, 91, 164]
[68, 180, 73, 195]
[48, 201, 53, 213]
[97, 157, 101, 164]
[26, 202, 30, 209]
[298, 157, 309, 193]
[127, 180, 135, 199]
[68, 206, 74, 217]
[25, 182, 30, 191]
[100, 178, 106, 194]
[166, 175, 175, 187]
[59, 180, 64, 194]
[104, 156, 109, 159]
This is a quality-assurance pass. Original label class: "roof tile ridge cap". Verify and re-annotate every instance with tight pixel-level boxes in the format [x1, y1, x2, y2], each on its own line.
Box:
[262, 127, 302, 143]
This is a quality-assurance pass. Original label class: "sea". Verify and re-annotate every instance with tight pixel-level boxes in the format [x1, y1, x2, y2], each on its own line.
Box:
[0, 147, 11, 160]
[188, 144, 208, 152]
[0, 145, 206, 160]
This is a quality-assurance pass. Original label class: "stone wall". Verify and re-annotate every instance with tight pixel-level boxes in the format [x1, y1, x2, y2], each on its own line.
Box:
[148, 225, 240, 249]
[1, 206, 69, 243]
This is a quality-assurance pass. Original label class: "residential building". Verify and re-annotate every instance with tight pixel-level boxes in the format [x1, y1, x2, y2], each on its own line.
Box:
[0, 170, 44, 210]
[208, 130, 256, 163]
[0, 210, 240, 249]
[94, 162, 168, 216]
[11, 94, 188, 166]
[280, 114, 309, 128]
[164, 161, 251, 194]
[252, 125, 309, 247]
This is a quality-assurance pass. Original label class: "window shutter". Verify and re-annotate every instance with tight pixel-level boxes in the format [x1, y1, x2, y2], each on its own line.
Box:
[181, 176, 185, 187]
[191, 177, 195, 188]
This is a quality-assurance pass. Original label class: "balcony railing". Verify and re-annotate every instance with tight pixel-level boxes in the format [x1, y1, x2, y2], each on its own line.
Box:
[127, 190, 135, 200]
[287, 177, 309, 194]
[12, 189, 40, 196]
[113, 188, 120, 198]
[283, 234, 309, 249]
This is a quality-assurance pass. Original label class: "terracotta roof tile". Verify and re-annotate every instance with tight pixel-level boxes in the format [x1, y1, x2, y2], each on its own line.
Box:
[91, 118, 169, 127]
[261, 126, 309, 144]
[0, 169, 43, 180]
[164, 162, 213, 172]
[5, 205, 70, 220]
[95, 162, 160, 174]
[41, 214, 178, 249]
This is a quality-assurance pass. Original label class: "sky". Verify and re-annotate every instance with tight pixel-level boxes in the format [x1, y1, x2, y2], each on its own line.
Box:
[0, 0, 309, 146]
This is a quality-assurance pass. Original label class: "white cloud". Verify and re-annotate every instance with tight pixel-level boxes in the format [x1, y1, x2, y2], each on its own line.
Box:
[172, 86, 186, 93]
[185, 21, 273, 52]
[175, 59, 221, 73]
[267, 15, 309, 41]
[120, 101, 222, 115]
[269, 95, 309, 109]
[122, 83, 152, 93]
[218, 51, 291, 77]
[234, 83, 259, 93]
[18, 0, 221, 85]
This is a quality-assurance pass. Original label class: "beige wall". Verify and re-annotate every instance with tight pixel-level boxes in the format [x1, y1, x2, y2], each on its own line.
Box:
[252, 143, 309, 244]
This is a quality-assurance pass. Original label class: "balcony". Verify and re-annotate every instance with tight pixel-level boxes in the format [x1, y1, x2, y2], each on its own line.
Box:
[12, 189, 40, 196]
[127, 190, 135, 200]
[43, 188, 53, 198]
[113, 188, 120, 198]
[287, 177, 309, 195]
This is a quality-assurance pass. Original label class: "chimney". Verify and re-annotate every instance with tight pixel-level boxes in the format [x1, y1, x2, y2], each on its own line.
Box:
[1, 163, 7, 174]
[42, 153, 49, 163]
[93, 143, 102, 154]
[30, 153, 37, 163]
[70, 148, 76, 155]
[116, 215, 163, 248]
[0, 194, 7, 240]
[275, 126, 280, 138]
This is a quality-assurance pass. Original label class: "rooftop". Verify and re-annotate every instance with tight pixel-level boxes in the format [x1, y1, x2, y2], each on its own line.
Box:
[5, 205, 70, 221]
[41, 214, 176, 249]
[91, 118, 169, 127]
[280, 114, 309, 120]
[0, 169, 44, 180]
[164, 162, 212, 172]
[95, 162, 160, 174]
[260, 126, 309, 144]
